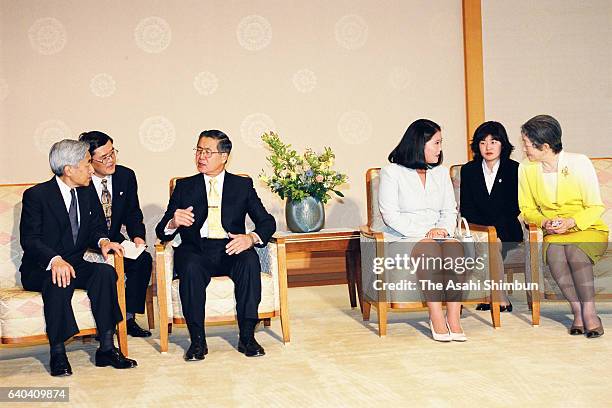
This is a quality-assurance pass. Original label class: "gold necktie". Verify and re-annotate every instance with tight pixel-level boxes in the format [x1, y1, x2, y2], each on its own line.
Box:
[207, 177, 226, 238]
[101, 178, 112, 230]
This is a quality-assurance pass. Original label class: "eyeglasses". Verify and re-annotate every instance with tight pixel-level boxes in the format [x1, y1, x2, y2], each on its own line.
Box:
[92, 148, 118, 164]
[193, 148, 224, 158]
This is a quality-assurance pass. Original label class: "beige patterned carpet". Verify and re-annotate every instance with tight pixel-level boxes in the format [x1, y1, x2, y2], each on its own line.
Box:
[2, 285, 612, 407]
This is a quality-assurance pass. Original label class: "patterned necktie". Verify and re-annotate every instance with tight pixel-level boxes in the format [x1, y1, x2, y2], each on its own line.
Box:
[100, 178, 112, 230]
[68, 189, 79, 244]
[207, 177, 226, 238]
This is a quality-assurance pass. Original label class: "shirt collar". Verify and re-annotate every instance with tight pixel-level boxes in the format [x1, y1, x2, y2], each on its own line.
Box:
[481, 159, 500, 176]
[92, 173, 112, 183]
[55, 175, 74, 195]
[203, 170, 226, 186]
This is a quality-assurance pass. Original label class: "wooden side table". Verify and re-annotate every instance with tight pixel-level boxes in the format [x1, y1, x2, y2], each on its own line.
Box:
[271, 228, 363, 310]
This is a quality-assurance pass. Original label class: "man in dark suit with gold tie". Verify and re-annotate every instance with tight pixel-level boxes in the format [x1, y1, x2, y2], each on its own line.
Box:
[79, 131, 153, 338]
[19, 139, 137, 376]
[156, 130, 276, 361]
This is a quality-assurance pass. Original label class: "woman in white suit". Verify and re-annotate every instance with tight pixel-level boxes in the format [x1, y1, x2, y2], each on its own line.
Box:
[379, 119, 466, 342]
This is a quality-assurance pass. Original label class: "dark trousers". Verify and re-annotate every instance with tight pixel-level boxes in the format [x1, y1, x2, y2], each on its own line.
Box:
[124, 251, 152, 314]
[21, 260, 123, 346]
[174, 239, 261, 334]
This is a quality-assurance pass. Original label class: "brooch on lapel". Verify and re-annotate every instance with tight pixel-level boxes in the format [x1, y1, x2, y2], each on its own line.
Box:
[561, 166, 569, 177]
[119, 191, 124, 196]
[498, 178, 502, 183]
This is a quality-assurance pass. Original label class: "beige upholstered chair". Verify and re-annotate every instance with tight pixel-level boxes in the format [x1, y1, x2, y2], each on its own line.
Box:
[154, 176, 289, 353]
[449, 165, 534, 313]
[0, 183, 129, 355]
[359, 168, 511, 336]
[525, 158, 612, 323]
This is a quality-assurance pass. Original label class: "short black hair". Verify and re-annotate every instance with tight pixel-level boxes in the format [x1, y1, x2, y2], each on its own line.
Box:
[470, 121, 514, 161]
[388, 119, 442, 169]
[521, 115, 563, 154]
[78, 131, 114, 155]
[198, 129, 232, 154]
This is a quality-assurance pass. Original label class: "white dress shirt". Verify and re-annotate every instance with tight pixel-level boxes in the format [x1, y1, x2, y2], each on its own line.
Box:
[482, 159, 500, 195]
[91, 173, 113, 201]
[200, 171, 227, 238]
[55, 176, 80, 224]
[378, 163, 457, 239]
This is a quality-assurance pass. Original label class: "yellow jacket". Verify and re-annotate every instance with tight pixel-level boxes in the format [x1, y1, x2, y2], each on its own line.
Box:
[518, 151, 608, 232]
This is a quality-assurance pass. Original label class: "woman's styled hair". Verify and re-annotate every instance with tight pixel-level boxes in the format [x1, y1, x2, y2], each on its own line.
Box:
[521, 114, 563, 154]
[388, 119, 442, 169]
[470, 121, 515, 161]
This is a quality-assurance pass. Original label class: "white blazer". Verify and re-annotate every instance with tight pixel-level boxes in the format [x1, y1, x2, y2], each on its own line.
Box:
[378, 163, 457, 240]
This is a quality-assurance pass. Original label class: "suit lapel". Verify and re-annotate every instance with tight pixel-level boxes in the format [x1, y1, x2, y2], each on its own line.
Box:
[110, 173, 123, 231]
[220, 172, 235, 228]
[489, 160, 506, 198]
[47, 178, 75, 249]
[75, 187, 90, 245]
[193, 175, 207, 230]
[555, 151, 570, 205]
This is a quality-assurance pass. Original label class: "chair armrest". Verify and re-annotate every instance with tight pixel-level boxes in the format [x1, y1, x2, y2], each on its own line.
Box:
[254, 242, 282, 311]
[82, 249, 128, 355]
[154, 241, 174, 320]
[359, 225, 385, 242]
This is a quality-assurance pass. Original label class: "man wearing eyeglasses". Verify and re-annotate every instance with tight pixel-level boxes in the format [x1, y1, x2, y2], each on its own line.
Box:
[156, 129, 276, 360]
[79, 131, 153, 338]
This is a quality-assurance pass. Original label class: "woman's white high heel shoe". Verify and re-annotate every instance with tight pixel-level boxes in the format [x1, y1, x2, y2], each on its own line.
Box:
[429, 320, 452, 342]
[446, 320, 467, 342]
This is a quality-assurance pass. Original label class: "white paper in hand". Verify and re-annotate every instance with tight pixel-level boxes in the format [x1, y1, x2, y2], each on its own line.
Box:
[121, 240, 147, 260]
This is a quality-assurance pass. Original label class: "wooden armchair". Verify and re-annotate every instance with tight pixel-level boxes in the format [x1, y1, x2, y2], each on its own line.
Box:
[359, 168, 512, 337]
[0, 183, 129, 355]
[154, 176, 289, 353]
[524, 158, 612, 324]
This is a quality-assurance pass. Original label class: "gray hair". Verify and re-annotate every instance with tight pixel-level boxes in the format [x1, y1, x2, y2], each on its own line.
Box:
[521, 114, 563, 154]
[49, 139, 89, 176]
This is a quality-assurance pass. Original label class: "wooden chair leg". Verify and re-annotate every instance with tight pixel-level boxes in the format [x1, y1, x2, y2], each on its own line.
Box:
[362, 301, 372, 321]
[145, 286, 155, 330]
[490, 304, 501, 328]
[280, 313, 290, 344]
[377, 302, 388, 337]
[263, 318, 271, 327]
[531, 289, 540, 326]
[114, 254, 128, 357]
[155, 244, 169, 352]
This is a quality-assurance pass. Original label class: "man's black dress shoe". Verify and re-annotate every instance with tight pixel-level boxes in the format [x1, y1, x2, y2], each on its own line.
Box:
[585, 317, 604, 339]
[184, 340, 208, 361]
[50, 353, 72, 377]
[95, 347, 138, 369]
[238, 338, 265, 357]
[475, 302, 512, 312]
[127, 318, 152, 338]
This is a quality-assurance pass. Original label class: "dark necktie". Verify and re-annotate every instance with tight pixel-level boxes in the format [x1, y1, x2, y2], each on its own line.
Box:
[69, 188, 79, 244]
[100, 178, 112, 230]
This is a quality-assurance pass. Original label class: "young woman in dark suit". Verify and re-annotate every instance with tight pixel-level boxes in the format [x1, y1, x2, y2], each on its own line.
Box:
[460, 121, 523, 311]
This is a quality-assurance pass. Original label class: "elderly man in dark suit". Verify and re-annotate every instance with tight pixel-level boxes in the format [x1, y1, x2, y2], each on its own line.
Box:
[19, 139, 137, 377]
[156, 129, 276, 361]
[79, 131, 152, 338]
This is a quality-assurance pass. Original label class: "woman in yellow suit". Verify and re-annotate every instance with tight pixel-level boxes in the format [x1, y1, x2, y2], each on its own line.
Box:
[519, 115, 608, 338]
